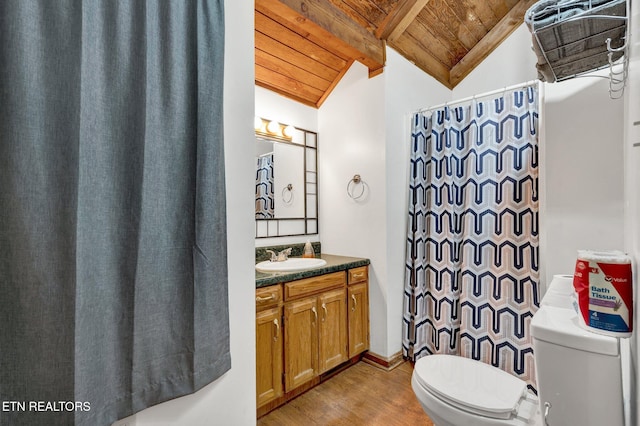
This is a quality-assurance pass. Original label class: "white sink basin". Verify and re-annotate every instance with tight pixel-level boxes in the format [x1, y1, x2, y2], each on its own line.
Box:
[255, 258, 327, 273]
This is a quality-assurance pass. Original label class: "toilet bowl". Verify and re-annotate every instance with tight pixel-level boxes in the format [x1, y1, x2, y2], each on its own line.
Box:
[411, 355, 540, 426]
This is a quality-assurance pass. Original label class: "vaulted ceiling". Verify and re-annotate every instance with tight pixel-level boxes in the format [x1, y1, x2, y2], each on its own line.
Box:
[255, 0, 538, 108]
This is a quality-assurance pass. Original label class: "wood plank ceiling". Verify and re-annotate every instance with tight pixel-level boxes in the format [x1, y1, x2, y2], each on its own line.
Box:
[255, 0, 538, 108]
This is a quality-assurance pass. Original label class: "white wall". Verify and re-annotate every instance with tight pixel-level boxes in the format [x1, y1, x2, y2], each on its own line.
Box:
[543, 75, 625, 282]
[114, 1, 257, 425]
[318, 61, 389, 355]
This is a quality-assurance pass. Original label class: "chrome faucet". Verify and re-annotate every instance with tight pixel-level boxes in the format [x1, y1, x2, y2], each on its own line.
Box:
[266, 248, 292, 262]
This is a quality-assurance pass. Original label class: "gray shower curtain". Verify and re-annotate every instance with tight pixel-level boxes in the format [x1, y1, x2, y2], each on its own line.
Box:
[0, 1, 229, 425]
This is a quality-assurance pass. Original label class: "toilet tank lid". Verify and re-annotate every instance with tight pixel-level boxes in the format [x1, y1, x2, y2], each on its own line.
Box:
[531, 305, 619, 356]
[414, 354, 527, 420]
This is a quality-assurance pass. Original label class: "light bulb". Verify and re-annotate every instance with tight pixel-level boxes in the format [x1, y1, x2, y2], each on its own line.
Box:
[283, 125, 295, 138]
[254, 116, 264, 131]
[267, 120, 280, 135]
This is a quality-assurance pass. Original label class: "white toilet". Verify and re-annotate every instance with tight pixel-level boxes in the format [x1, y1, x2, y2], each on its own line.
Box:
[412, 275, 627, 426]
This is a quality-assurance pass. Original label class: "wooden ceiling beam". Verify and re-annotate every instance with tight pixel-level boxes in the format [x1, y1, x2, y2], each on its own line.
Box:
[271, 0, 385, 73]
[376, 0, 432, 42]
[449, 0, 537, 87]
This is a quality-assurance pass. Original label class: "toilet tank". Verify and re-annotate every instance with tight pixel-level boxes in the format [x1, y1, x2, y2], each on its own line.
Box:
[531, 302, 624, 425]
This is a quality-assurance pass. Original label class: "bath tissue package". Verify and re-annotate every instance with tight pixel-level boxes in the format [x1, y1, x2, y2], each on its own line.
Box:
[572, 250, 633, 337]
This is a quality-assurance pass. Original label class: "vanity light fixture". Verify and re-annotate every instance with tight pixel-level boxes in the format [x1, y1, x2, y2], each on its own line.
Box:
[254, 116, 294, 141]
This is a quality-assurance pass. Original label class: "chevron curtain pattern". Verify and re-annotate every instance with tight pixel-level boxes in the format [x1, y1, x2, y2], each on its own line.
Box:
[256, 154, 275, 218]
[403, 85, 540, 392]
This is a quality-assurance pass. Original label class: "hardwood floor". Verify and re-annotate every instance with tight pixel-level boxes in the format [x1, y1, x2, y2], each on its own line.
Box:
[258, 361, 434, 426]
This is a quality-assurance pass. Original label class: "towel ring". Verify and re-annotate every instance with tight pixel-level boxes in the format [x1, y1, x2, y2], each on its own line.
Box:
[282, 184, 293, 204]
[347, 175, 366, 200]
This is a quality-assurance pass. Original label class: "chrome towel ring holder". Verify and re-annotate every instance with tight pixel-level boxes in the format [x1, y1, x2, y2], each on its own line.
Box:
[282, 183, 294, 204]
[347, 174, 367, 200]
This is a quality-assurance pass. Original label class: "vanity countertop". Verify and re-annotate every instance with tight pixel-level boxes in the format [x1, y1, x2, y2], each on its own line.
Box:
[255, 253, 370, 288]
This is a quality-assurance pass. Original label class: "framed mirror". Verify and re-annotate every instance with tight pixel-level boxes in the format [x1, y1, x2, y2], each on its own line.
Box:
[254, 119, 318, 238]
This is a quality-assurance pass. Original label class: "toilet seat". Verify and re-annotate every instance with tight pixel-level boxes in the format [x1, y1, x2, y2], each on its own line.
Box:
[413, 355, 528, 420]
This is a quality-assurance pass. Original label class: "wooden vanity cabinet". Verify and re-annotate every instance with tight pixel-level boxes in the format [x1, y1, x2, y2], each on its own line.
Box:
[255, 285, 283, 408]
[348, 266, 369, 357]
[317, 287, 348, 373]
[283, 296, 318, 390]
[283, 271, 347, 391]
[256, 264, 369, 416]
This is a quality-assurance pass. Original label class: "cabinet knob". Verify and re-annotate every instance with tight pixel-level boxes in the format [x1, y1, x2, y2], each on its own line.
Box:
[256, 294, 276, 302]
[273, 318, 280, 341]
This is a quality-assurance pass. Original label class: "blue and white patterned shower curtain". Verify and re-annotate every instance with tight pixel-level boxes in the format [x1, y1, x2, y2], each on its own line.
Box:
[403, 85, 540, 392]
[256, 154, 275, 219]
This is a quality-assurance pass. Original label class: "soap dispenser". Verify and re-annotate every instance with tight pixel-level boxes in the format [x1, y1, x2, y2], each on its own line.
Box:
[302, 240, 315, 258]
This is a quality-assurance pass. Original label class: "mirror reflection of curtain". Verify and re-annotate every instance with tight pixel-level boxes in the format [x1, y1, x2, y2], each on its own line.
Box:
[256, 154, 275, 218]
[0, 1, 228, 425]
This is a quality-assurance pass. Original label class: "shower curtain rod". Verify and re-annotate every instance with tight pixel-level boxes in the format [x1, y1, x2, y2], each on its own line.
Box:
[417, 80, 539, 114]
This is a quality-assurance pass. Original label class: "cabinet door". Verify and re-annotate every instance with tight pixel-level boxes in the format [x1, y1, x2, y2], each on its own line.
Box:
[284, 296, 318, 391]
[318, 287, 348, 373]
[256, 306, 283, 407]
[348, 282, 369, 357]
